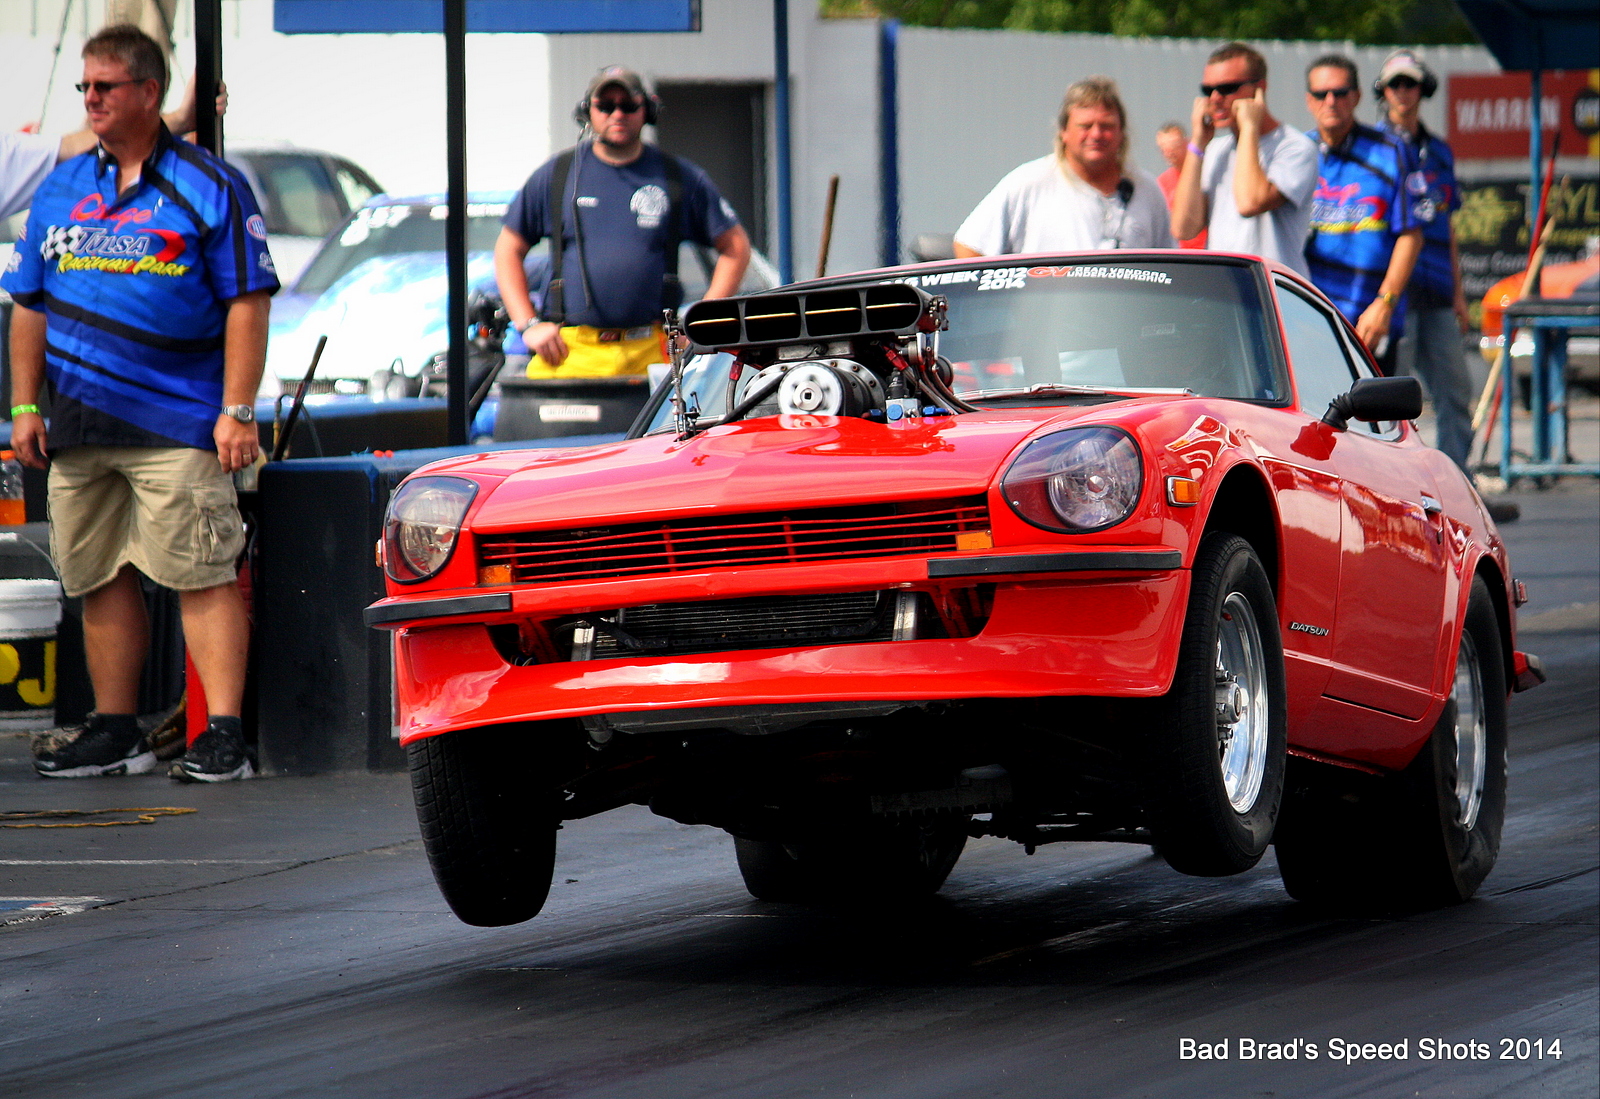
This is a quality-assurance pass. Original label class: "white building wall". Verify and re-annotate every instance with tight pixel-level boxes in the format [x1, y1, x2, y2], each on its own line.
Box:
[2, 2, 1501, 279]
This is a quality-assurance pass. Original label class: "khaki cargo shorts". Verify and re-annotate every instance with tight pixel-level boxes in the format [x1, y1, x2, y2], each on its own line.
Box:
[47, 446, 245, 598]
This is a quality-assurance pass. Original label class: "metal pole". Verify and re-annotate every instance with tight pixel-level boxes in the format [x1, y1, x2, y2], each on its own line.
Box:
[193, 0, 222, 154]
[773, 0, 793, 284]
[1528, 67, 1543, 239]
[444, 0, 468, 445]
[878, 18, 899, 268]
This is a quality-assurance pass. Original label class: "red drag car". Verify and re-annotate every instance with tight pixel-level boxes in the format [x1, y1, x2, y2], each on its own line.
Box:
[366, 253, 1543, 926]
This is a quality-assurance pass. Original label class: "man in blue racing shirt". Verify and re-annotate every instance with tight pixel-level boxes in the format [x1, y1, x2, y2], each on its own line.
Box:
[1375, 48, 1475, 471]
[3, 25, 277, 782]
[1303, 54, 1422, 370]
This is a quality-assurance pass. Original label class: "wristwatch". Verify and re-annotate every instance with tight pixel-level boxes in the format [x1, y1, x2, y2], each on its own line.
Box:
[520, 318, 540, 335]
[221, 404, 255, 423]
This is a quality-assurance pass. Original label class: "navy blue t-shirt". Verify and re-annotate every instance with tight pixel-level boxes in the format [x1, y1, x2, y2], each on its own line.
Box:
[504, 144, 739, 328]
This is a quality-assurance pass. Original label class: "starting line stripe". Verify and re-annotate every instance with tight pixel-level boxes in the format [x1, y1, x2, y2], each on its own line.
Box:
[0, 859, 290, 865]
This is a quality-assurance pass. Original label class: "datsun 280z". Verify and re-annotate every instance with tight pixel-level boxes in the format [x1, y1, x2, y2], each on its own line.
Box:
[365, 253, 1544, 926]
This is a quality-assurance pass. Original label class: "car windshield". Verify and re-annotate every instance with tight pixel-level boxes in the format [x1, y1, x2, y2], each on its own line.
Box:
[913, 258, 1281, 402]
[637, 258, 1281, 436]
[295, 202, 506, 297]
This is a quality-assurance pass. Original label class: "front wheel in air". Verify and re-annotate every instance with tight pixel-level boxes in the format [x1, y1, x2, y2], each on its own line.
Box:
[408, 727, 557, 927]
[1147, 532, 1288, 877]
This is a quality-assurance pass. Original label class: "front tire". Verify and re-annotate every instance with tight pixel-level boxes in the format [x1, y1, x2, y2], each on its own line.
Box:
[408, 727, 557, 926]
[1147, 533, 1287, 877]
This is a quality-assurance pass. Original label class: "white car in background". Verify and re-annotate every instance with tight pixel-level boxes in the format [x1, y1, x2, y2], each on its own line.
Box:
[225, 145, 383, 285]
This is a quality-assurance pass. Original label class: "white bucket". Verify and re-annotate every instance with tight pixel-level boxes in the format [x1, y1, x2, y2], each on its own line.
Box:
[0, 578, 62, 731]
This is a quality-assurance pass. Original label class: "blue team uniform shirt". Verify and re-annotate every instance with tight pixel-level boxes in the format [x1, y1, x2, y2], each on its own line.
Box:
[1, 126, 279, 451]
[505, 143, 738, 329]
[1304, 123, 1421, 338]
[1377, 118, 1461, 307]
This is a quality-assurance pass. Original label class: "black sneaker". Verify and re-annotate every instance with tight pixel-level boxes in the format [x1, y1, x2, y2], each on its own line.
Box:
[1486, 499, 1521, 524]
[34, 714, 156, 779]
[171, 722, 256, 783]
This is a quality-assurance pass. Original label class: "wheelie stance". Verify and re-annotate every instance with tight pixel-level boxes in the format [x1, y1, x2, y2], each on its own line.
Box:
[368, 251, 1542, 926]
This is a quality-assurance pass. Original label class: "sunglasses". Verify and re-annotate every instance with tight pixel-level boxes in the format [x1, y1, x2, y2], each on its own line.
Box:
[1386, 76, 1420, 90]
[592, 96, 643, 115]
[1200, 79, 1255, 98]
[76, 79, 144, 95]
[1309, 86, 1356, 101]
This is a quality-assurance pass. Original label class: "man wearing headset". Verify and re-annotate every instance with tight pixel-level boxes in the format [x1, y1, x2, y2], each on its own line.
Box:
[494, 67, 750, 378]
[1374, 49, 1474, 472]
[953, 76, 1173, 257]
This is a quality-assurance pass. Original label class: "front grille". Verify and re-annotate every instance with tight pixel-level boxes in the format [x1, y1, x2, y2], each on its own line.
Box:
[568, 591, 913, 659]
[479, 497, 988, 585]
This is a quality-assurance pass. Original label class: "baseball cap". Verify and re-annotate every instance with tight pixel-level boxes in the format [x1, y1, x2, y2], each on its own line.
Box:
[585, 66, 648, 101]
[1378, 50, 1427, 87]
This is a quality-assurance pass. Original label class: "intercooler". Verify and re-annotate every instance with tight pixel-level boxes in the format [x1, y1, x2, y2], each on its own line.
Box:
[569, 590, 919, 660]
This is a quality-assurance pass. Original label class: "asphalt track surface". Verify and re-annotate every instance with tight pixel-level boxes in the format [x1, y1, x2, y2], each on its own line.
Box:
[0, 483, 1594, 1099]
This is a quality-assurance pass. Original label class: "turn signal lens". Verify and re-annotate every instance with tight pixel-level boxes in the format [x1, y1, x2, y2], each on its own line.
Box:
[1166, 476, 1201, 506]
[1001, 427, 1143, 533]
[383, 476, 478, 582]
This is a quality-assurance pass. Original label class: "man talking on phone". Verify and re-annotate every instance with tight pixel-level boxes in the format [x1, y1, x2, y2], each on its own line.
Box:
[1170, 42, 1318, 275]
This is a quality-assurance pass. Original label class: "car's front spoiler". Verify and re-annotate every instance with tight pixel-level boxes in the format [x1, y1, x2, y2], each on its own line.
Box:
[388, 571, 1192, 742]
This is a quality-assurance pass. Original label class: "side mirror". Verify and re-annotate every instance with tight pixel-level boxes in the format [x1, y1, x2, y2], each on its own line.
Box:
[1322, 375, 1423, 430]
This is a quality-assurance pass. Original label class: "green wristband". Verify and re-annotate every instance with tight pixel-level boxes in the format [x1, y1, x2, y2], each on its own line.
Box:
[10, 405, 40, 417]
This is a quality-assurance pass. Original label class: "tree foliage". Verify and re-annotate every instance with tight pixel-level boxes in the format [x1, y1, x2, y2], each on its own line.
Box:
[818, 0, 1481, 46]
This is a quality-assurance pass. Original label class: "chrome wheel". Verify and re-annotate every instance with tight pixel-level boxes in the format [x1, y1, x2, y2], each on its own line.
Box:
[1215, 590, 1270, 813]
[1452, 630, 1488, 830]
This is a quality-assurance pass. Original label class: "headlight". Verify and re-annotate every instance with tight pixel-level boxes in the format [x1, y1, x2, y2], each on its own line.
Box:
[384, 476, 478, 582]
[1001, 427, 1143, 533]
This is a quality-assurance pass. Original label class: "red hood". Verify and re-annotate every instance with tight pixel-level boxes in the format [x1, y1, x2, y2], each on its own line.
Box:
[463, 407, 1103, 531]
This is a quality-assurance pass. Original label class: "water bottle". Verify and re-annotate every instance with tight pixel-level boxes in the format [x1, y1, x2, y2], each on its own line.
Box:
[0, 451, 24, 525]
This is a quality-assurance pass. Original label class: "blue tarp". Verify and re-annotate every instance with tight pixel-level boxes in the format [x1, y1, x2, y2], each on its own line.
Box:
[273, 0, 700, 34]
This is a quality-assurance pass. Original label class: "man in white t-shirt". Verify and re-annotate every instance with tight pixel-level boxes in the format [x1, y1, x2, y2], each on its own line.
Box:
[1, 132, 84, 221]
[1170, 42, 1318, 276]
[954, 76, 1173, 257]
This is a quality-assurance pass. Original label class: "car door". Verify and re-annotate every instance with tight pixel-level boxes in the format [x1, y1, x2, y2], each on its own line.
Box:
[1278, 283, 1446, 721]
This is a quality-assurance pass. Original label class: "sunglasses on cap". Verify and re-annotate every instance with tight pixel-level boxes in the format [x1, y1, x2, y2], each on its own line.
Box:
[1200, 79, 1256, 98]
[592, 96, 643, 115]
[1309, 86, 1356, 101]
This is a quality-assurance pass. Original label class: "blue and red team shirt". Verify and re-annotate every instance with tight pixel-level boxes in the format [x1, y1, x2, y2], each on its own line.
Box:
[1, 126, 279, 451]
[1377, 118, 1461, 308]
[1304, 123, 1421, 338]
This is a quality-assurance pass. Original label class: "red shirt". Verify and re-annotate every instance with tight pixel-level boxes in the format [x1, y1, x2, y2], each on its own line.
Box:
[1157, 166, 1207, 249]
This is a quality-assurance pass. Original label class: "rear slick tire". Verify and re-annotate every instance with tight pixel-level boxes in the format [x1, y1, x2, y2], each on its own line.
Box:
[408, 727, 557, 927]
[1275, 576, 1508, 908]
[1148, 533, 1287, 877]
